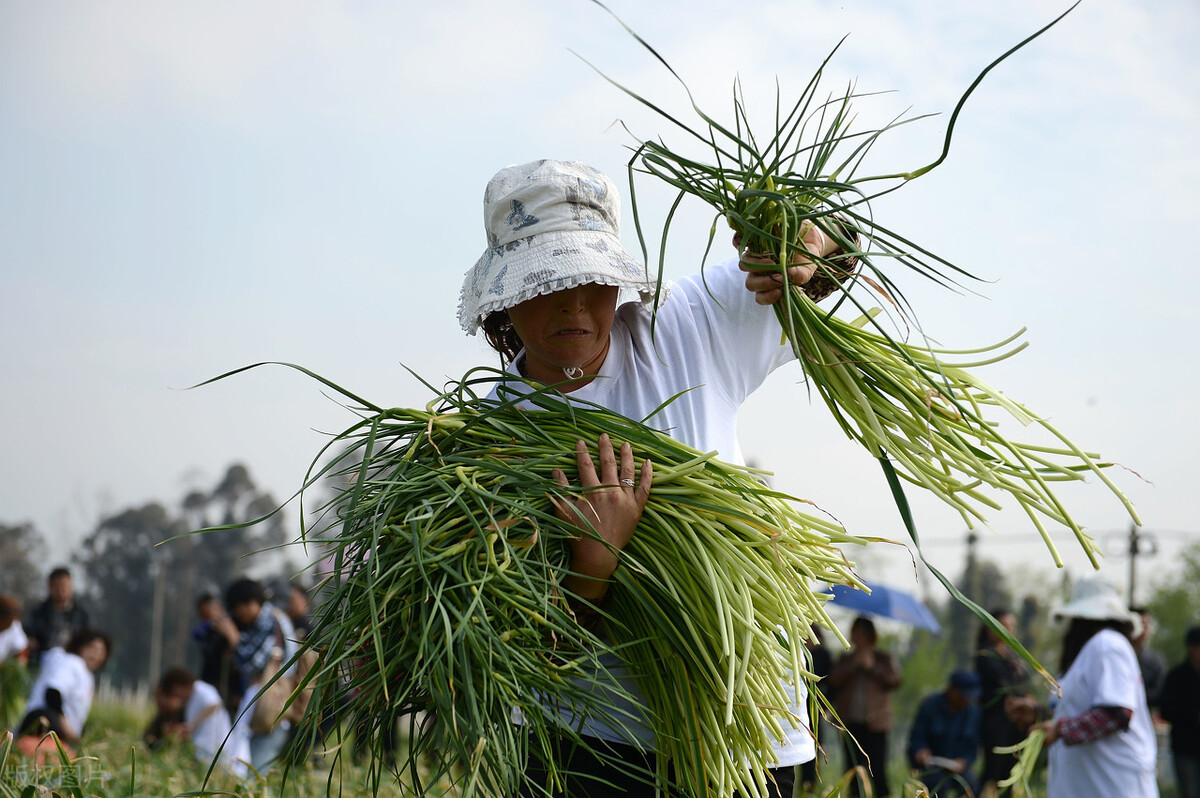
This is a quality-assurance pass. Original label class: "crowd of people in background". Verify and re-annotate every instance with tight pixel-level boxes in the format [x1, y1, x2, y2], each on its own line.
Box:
[802, 576, 1192, 797]
[0, 568, 109, 760]
[0, 567, 315, 776]
[140, 577, 314, 776]
[3, 567, 1200, 796]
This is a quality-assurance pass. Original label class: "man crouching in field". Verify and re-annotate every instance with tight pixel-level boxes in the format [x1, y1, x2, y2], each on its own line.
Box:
[146, 666, 248, 776]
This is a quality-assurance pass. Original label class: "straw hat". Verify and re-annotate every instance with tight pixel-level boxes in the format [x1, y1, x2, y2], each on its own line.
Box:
[458, 159, 657, 334]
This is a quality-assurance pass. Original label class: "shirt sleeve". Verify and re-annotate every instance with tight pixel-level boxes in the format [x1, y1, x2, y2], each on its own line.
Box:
[873, 652, 903, 689]
[669, 258, 795, 404]
[186, 681, 224, 721]
[1058, 705, 1132, 745]
[44, 687, 65, 715]
[975, 649, 1007, 704]
[907, 697, 935, 762]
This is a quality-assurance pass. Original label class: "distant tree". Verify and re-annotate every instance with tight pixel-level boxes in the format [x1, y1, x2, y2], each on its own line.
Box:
[1147, 543, 1200, 668]
[168, 465, 287, 671]
[0, 521, 46, 605]
[76, 463, 293, 688]
[293, 443, 368, 599]
[945, 540, 1014, 667]
[78, 502, 181, 688]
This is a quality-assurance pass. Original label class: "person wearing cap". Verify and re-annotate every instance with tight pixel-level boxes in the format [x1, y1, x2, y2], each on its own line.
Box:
[1029, 576, 1158, 797]
[459, 159, 858, 797]
[1159, 627, 1200, 798]
[906, 669, 983, 797]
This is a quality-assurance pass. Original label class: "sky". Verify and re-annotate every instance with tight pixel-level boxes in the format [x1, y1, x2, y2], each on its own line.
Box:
[2, 0, 1197, 610]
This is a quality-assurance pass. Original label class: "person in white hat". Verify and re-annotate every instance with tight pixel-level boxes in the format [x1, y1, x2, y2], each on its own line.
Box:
[460, 159, 857, 797]
[1029, 576, 1158, 797]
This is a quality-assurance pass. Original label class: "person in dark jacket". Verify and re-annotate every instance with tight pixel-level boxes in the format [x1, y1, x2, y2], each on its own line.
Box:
[973, 609, 1031, 791]
[908, 670, 983, 797]
[1161, 627, 1200, 798]
[191, 592, 241, 715]
[24, 567, 89, 669]
[1132, 606, 1168, 713]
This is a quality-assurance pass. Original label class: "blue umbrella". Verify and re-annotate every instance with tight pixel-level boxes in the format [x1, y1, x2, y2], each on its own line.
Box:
[823, 581, 941, 633]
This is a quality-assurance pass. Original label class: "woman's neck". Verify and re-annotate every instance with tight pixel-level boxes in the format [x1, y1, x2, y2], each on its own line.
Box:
[515, 342, 610, 392]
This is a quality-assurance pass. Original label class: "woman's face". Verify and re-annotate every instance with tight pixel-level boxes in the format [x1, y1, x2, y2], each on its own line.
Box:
[506, 283, 619, 385]
[850, 621, 874, 649]
[79, 638, 109, 671]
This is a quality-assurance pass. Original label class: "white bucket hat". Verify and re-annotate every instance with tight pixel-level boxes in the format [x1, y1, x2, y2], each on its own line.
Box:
[1053, 576, 1135, 625]
[457, 159, 658, 334]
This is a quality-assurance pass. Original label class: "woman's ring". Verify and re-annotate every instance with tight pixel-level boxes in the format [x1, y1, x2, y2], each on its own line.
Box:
[619, 478, 636, 488]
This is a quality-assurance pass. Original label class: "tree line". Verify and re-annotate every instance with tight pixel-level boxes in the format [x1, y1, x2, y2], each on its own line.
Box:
[0, 463, 314, 689]
[4, 466, 1197, 692]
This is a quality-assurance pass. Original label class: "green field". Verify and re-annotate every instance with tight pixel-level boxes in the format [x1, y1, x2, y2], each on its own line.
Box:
[6, 699, 1176, 798]
[1, 700, 454, 798]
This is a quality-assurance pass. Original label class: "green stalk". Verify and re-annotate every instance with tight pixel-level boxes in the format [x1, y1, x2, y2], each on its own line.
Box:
[576, 0, 1136, 689]
[199, 364, 869, 797]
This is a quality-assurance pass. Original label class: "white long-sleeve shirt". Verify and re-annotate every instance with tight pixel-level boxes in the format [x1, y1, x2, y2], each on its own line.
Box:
[24, 647, 94, 736]
[495, 258, 814, 766]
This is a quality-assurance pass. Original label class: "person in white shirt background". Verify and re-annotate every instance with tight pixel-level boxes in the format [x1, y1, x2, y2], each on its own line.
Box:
[149, 666, 249, 777]
[0, 594, 29, 665]
[1009, 578, 1159, 798]
[17, 627, 111, 745]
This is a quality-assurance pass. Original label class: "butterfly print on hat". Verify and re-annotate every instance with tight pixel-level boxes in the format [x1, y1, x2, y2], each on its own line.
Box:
[507, 200, 539, 231]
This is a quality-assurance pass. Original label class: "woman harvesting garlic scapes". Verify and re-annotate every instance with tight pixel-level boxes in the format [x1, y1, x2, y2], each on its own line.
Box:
[458, 158, 857, 797]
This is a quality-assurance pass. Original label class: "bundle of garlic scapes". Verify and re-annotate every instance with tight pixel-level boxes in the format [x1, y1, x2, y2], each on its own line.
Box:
[234, 365, 870, 797]
[580, 0, 1137, 568]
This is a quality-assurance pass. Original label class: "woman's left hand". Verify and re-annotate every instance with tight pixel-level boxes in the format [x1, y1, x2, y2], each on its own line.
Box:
[551, 433, 652, 602]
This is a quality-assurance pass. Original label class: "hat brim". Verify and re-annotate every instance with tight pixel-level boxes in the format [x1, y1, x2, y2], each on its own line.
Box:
[459, 229, 657, 334]
[1053, 596, 1135, 625]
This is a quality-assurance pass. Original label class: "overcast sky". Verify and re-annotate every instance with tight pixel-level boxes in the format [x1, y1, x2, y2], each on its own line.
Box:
[2, 0, 1197, 607]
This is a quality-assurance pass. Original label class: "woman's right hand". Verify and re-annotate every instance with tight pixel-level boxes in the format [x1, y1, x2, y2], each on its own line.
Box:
[1033, 717, 1060, 746]
[735, 225, 832, 305]
[551, 433, 652, 602]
